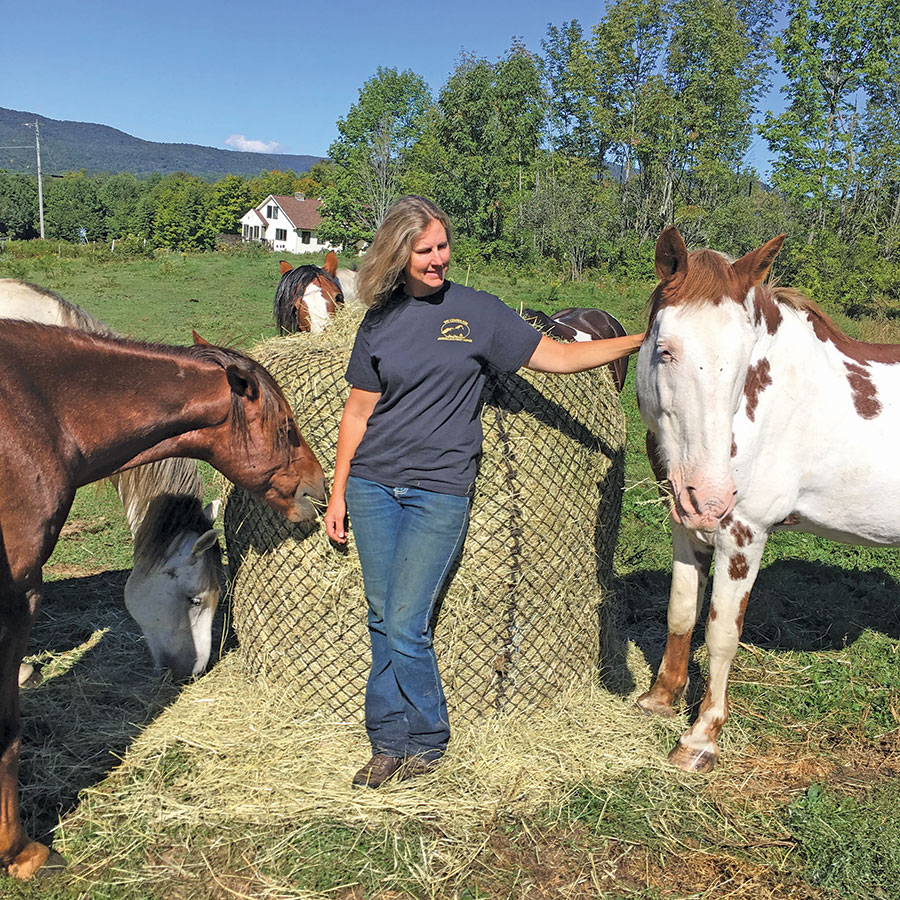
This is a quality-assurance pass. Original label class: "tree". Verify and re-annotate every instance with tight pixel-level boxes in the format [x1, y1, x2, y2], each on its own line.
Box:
[424, 44, 545, 253]
[44, 172, 104, 242]
[0, 172, 38, 239]
[761, 0, 879, 242]
[208, 174, 253, 235]
[319, 67, 432, 247]
[149, 173, 216, 250]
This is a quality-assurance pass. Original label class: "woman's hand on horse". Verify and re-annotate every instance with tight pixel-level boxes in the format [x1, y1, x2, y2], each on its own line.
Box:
[526, 332, 645, 374]
[325, 495, 349, 543]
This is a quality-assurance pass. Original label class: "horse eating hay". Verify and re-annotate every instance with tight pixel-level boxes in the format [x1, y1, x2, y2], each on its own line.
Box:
[0, 279, 223, 679]
[636, 226, 900, 773]
[274, 250, 344, 334]
[0, 322, 325, 879]
[223, 309, 627, 722]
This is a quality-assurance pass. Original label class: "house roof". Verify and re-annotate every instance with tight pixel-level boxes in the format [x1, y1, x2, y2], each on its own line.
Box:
[269, 195, 322, 230]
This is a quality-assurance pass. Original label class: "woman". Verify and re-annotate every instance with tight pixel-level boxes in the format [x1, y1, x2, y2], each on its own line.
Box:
[324, 196, 643, 789]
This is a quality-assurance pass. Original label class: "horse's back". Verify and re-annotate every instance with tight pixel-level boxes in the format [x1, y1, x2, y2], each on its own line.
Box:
[0, 279, 72, 326]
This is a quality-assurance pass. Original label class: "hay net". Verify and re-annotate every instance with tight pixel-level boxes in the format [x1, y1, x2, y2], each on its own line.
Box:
[223, 307, 626, 724]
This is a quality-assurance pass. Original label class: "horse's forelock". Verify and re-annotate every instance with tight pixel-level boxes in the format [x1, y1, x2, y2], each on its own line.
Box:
[648, 249, 743, 325]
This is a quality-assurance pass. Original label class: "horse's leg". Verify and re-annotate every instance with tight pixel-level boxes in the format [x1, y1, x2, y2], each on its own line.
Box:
[0, 584, 63, 879]
[636, 523, 712, 717]
[669, 528, 766, 773]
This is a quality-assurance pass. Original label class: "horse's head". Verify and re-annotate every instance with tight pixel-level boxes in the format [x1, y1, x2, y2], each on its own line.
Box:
[637, 227, 785, 532]
[125, 502, 222, 679]
[191, 335, 327, 523]
[276, 251, 344, 334]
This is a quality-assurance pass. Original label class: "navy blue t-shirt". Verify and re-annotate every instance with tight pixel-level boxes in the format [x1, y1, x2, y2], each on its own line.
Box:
[345, 281, 542, 496]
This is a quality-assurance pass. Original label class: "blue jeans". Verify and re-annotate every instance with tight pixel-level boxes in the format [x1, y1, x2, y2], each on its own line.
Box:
[346, 475, 470, 760]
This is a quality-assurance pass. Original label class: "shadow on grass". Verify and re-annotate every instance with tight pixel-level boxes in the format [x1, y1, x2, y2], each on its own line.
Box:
[604, 558, 900, 700]
[18, 570, 221, 845]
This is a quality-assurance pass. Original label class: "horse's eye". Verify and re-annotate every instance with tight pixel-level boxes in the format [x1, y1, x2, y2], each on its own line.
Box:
[189, 596, 203, 608]
[659, 348, 674, 362]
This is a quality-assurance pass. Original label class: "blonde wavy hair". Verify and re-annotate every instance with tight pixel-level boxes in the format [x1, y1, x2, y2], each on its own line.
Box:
[356, 196, 453, 310]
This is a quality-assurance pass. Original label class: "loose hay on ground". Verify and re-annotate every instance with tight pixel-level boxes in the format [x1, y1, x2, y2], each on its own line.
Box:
[57, 648, 666, 889]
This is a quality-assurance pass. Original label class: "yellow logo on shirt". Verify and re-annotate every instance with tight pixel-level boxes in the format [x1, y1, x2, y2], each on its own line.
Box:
[438, 318, 472, 342]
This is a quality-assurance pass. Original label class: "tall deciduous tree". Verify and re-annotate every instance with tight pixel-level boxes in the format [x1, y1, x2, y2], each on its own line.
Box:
[319, 67, 432, 248]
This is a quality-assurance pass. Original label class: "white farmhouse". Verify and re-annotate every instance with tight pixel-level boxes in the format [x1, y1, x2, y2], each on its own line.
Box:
[240, 194, 337, 254]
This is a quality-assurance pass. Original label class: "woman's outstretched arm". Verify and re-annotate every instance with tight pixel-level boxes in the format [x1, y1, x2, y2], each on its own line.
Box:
[525, 332, 645, 374]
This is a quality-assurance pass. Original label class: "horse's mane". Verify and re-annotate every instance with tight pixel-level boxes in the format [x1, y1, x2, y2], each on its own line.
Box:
[187, 342, 292, 455]
[273, 265, 341, 333]
[114, 459, 221, 572]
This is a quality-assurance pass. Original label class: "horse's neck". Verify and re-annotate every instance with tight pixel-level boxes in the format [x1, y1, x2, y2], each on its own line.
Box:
[62, 350, 230, 485]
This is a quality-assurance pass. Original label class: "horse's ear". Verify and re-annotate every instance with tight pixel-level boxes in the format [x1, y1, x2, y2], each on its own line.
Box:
[732, 234, 786, 286]
[280, 261, 293, 275]
[655, 227, 688, 281]
[323, 250, 338, 277]
[192, 331, 213, 346]
[225, 364, 260, 403]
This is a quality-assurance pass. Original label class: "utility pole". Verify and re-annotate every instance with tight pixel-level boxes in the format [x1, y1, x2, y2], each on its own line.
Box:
[34, 120, 45, 239]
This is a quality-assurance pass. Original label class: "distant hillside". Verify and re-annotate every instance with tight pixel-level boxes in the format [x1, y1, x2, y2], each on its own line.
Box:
[0, 108, 323, 180]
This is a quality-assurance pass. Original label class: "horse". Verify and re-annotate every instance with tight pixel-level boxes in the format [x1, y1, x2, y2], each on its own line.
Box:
[634, 225, 900, 774]
[274, 249, 344, 333]
[0, 321, 326, 878]
[522, 306, 629, 391]
[0, 279, 222, 680]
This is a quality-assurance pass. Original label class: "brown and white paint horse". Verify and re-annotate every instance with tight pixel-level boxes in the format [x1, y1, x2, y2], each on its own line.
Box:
[523, 306, 629, 391]
[0, 322, 325, 878]
[636, 226, 900, 773]
[274, 250, 344, 333]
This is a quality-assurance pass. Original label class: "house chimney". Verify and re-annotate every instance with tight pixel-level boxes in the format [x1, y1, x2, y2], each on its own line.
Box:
[294, 192, 305, 201]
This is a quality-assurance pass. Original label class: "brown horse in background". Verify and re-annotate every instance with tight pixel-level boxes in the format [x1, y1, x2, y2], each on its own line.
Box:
[0, 322, 326, 879]
[522, 306, 630, 391]
[274, 249, 344, 333]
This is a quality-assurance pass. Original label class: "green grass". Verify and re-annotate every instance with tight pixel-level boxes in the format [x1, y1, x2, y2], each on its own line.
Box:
[4, 242, 900, 897]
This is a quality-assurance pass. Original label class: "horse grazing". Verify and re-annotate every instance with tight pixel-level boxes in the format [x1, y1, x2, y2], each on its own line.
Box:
[522, 306, 629, 391]
[0, 279, 222, 680]
[274, 249, 344, 333]
[0, 322, 326, 878]
[635, 226, 900, 773]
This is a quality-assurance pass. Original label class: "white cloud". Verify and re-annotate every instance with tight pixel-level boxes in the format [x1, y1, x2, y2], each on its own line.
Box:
[225, 134, 286, 154]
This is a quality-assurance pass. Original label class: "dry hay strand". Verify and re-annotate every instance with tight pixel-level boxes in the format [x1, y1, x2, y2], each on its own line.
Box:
[222, 304, 628, 723]
[57, 646, 664, 893]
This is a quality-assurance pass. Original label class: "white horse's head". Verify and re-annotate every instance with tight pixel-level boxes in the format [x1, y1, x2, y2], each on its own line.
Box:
[636, 227, 785, 532]
[124, 500, 223, 679]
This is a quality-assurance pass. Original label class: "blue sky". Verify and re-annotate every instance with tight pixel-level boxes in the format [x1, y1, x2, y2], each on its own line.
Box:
[6, 0, 780, 175]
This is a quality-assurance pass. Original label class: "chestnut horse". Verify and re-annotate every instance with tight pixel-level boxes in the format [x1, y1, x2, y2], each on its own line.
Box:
[522, 306, 629, 391]
[274, 250, 344, 333]
[0, 322, 326, 878]
[635, 227, 900, 773]
[0, 278, 223, 680]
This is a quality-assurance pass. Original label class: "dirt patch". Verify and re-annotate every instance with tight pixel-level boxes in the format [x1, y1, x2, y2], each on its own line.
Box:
[44, 562, 107, 579]
[59, 517, 108, 538]
[471, 826, 827, 899]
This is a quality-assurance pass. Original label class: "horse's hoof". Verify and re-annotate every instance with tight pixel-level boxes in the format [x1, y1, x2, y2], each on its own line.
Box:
[635, 692, 676, 719]
[6, 841, 65, 880]
[668, 742, 718, 774]
[18, 663, 43, 689]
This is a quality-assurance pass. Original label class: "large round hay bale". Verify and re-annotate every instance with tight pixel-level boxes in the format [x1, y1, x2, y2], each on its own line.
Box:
[223, 309, 626, 723]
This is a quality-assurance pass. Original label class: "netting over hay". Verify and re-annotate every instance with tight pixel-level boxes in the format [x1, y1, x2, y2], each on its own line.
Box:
[223, 307, 626, 723]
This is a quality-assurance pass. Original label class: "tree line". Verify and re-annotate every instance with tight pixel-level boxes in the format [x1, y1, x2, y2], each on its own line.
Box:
[2, 0, 898, 314]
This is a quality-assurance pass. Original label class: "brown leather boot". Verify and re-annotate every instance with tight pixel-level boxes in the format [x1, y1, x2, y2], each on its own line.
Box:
[352, 753, 403, 789]
[397, 754, 442, 782]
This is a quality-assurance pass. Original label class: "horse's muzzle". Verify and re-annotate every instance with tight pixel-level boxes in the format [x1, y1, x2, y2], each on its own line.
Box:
[291, 476, 327, 522]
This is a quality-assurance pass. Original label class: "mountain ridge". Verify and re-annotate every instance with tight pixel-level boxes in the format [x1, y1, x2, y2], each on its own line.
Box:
[0, 108, 322, 181]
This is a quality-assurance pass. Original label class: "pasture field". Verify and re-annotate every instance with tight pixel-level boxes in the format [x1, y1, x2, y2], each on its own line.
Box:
[2, 242, 900, 899]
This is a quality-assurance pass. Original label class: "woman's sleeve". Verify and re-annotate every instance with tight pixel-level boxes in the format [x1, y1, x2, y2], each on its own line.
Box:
[485, 298, 543, 372]
[345, 325, 381, 391]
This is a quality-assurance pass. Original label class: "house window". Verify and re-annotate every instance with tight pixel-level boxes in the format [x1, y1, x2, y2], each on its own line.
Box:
[301, 231, 311, 244]
[266, 205, 279, 219]
[252, 225, 260, 240]
[242, 224, 248, 238]
[275, 228, 287, 241]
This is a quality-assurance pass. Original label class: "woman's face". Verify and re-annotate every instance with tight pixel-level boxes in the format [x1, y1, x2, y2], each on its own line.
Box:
[404, 218, 450, 297]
